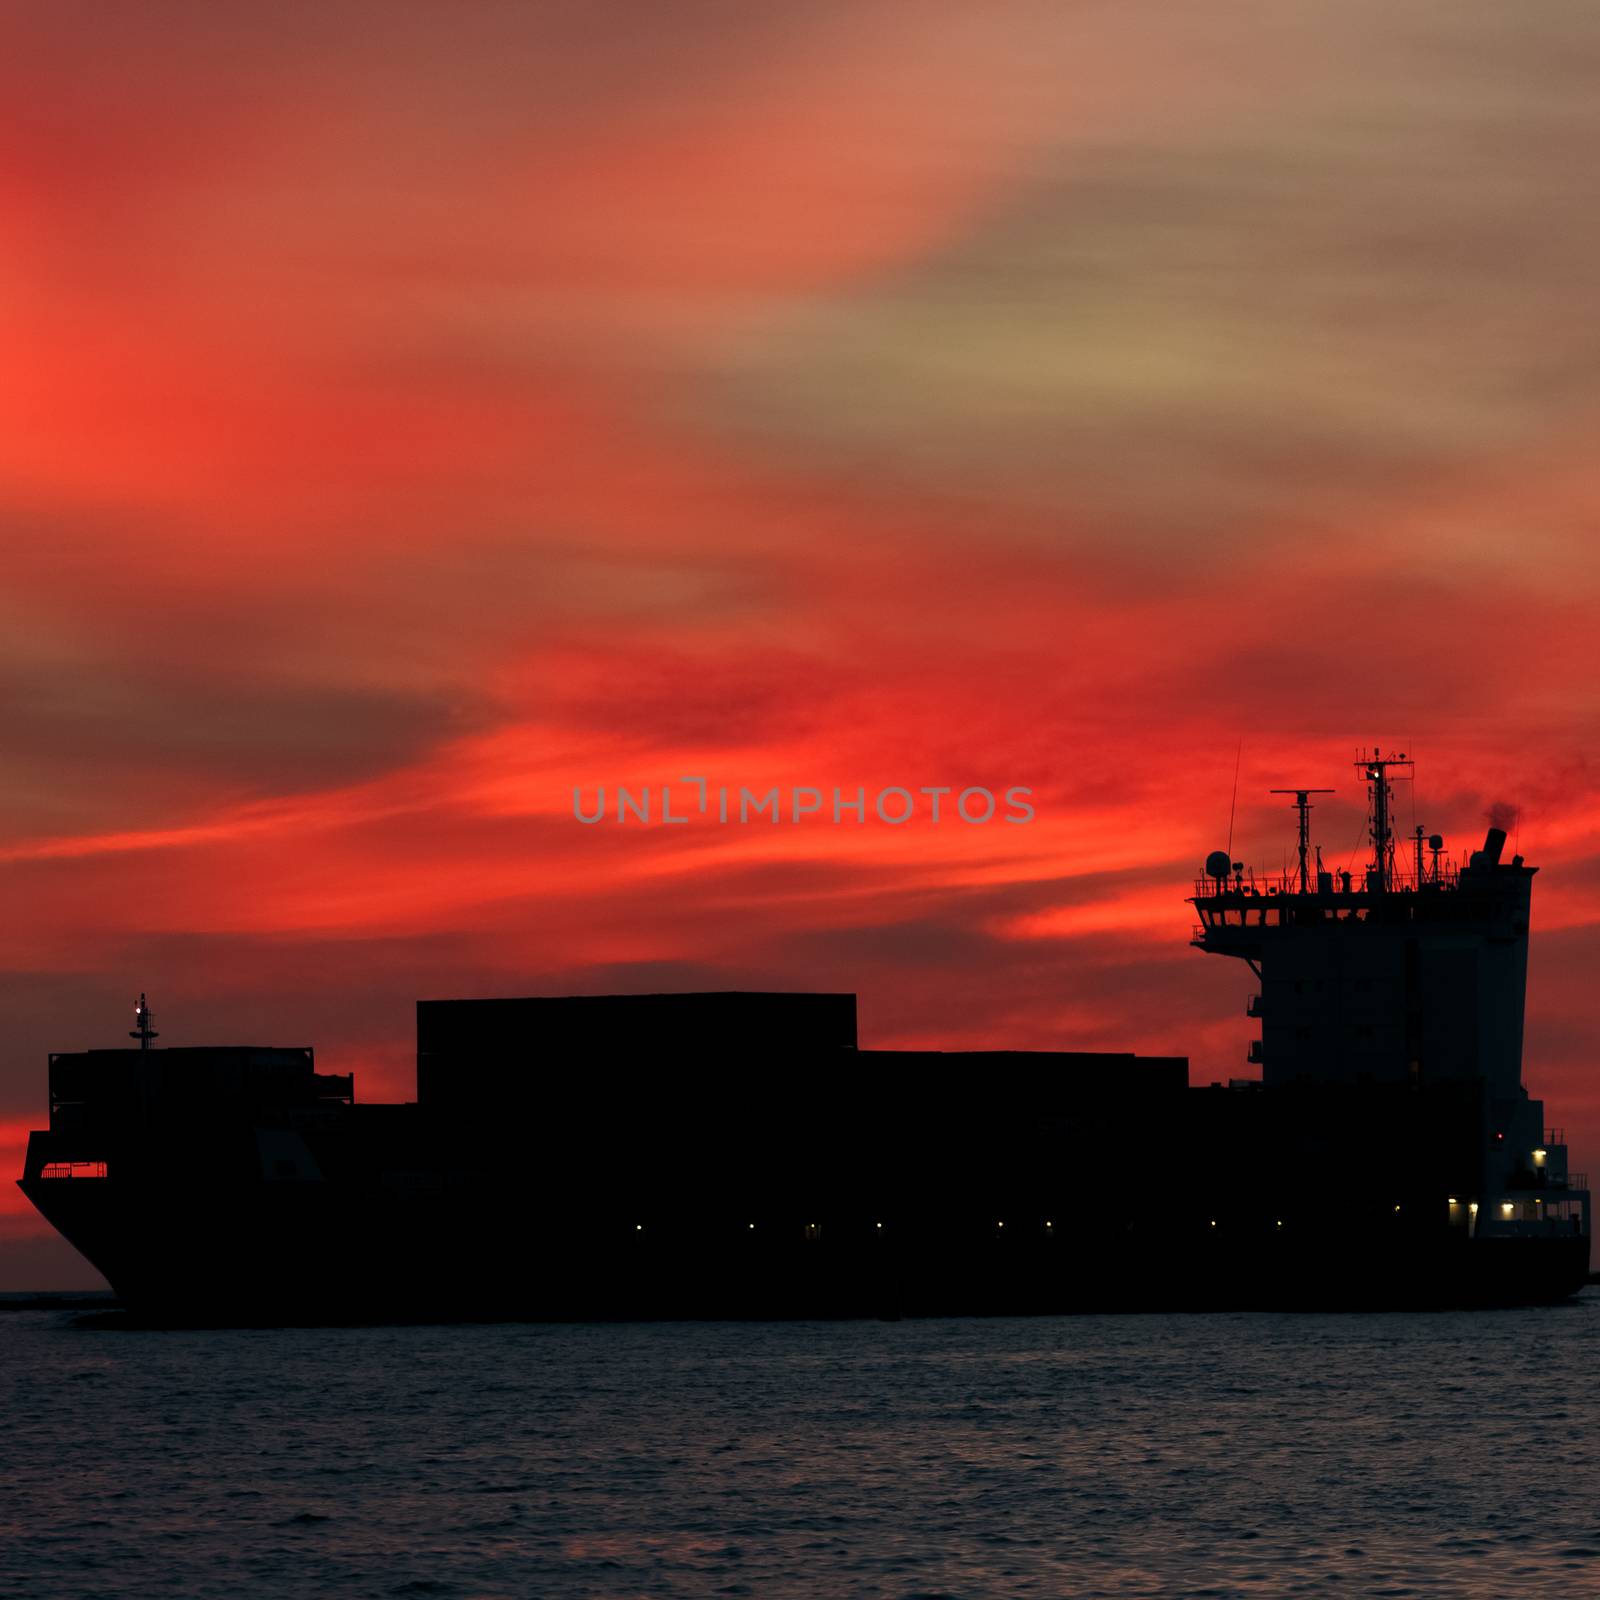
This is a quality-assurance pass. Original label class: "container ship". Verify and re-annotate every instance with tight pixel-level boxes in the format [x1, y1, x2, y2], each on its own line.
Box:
[16, 751, 1592, 1318]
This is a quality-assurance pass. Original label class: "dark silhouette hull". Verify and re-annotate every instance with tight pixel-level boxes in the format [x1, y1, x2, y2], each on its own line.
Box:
[23, 1173, 1589, 1323]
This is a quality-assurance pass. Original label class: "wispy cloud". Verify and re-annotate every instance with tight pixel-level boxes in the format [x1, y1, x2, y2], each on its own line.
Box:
[2, 1, 1598, 1276]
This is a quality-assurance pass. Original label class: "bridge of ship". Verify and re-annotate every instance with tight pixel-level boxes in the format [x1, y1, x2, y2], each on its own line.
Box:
[1185, 866, 1530, 944]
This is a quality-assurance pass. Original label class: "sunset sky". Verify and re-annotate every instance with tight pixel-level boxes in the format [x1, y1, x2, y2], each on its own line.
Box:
[4, 1, 1599, 1287]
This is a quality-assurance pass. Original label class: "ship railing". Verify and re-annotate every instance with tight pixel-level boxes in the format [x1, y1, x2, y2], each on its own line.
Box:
[1192, 866, 1462, 899]
[1534, 1171, 1590, 1193]
[1544, 1128, 1566, 1146]
[1515, 1169, 1587, 1192]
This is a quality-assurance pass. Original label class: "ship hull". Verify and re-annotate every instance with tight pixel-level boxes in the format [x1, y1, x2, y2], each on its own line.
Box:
[21, 1175, 1590, 1323]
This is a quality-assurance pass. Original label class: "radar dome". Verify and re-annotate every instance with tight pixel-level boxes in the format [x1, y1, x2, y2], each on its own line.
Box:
[1205, 850, 1232, 880]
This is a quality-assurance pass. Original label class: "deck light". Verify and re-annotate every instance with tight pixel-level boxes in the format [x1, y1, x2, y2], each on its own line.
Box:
[1501, 1202, 1515, 1217]
[1533, 1148, 1547, 1165]
[1469, 1203, 1479, 1214]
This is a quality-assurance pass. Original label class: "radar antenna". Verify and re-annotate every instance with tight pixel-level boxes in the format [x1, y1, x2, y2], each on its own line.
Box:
[130, 992, 159, 1051]
[1269, 788, 1335, 893]
[1357, 747, 1414, 892]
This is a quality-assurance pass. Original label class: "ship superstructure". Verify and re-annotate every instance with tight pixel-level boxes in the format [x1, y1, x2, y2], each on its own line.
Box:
[1193, 750, 1589, 1249]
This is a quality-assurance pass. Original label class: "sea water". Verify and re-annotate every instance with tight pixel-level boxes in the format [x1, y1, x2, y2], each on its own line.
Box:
[2, 1293, 1597, 1597]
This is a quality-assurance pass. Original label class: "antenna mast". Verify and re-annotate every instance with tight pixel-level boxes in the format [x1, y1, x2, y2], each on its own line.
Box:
[1357, 747, 1414, 892]
[130, 993, 159, 1051]
[1270, 789, 1335, 893]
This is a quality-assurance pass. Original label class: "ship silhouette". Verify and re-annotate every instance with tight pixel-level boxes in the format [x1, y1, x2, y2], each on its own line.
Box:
[16, 753, 1591, 1319]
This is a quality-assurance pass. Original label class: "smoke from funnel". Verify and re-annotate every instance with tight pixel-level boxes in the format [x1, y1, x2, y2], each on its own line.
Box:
[1485, 801, 1520, 834]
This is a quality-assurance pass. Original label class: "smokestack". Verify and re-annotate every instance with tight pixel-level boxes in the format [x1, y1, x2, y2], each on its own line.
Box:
[1481, 827, 1506, 867]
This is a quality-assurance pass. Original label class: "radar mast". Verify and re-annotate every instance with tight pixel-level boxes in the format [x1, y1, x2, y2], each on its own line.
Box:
[1269, 788, 1335, 893]
[130, 993, 158, 1051]
[1358, 748, 1413, 892]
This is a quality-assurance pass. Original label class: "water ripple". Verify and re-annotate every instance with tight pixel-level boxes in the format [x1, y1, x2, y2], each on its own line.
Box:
[0, 1295, 1596, 1597]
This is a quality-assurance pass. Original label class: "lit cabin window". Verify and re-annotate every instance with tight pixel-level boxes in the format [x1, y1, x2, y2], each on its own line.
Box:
[40, 1161, 107, 1179]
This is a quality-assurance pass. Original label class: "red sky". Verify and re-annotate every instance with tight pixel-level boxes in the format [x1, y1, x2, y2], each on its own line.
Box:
[4, 2, 1599, 1287]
